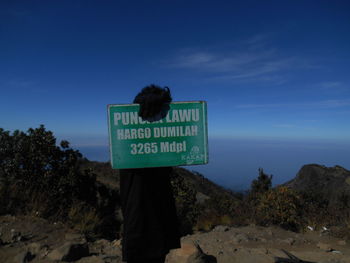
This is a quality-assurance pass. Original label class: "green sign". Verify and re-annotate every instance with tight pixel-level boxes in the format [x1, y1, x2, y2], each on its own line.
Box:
[108, 101, 208, 169]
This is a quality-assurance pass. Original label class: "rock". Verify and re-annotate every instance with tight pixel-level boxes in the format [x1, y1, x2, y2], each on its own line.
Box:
[47, 241, 89, 261]
[90, 239, 121, 256]
[100, 254, 121, 262]
[317, 242, 333, 252]
[337, 240, 346, 245]
[26, 242, 42, 255]
[320, 259, 348, 263]
[282, 238, 295, 246]
[231, 233, 249, 243]
[167, 241, 198, 262]
[187, 251, 217, 262]
[40, 247, 50, 259]
[111, 239, 122, 247]
[186, 243, 217, 263]
[25, 242, 51, 260]
[94, 239, 111, 246]
[257, 237, 267, 243]
[65, 232, 86, 241]
[252, 248, 269, 255]
[274, 250, 318, 263]
[10, 229, 22, 242]
[231, 236, 241, 244]
[75, 255, 105, 263]
[266, 229, 273, 236]
[212, 225, 229, 232]
[13, 251, 35, 263]
[226, 247, 274, 263]
[166, 240, 216, 263]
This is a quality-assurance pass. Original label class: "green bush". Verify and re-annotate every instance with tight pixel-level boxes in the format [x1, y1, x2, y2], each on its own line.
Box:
[170, 171, 199, 235]
[249, 168, 272, 200]
[0, 126, 121, 241]
[0, 125, 98, 219]
[255, 186, 302, 231]
[68, 200, 103, 240]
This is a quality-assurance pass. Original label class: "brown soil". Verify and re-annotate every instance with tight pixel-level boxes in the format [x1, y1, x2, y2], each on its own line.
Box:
[1, 214, 350, 263]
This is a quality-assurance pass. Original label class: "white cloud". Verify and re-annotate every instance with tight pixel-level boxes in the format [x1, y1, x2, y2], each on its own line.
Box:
[170, 49, 275, 73]
[166, 39, 309, 84]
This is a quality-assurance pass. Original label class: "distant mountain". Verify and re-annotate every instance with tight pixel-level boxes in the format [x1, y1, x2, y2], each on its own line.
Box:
[173, 167, 241, 203]
[79, 160, 240, 204]
[285, 164, 350, 205]
[80, 160, 120, 190]
[82, 161, 350, 208]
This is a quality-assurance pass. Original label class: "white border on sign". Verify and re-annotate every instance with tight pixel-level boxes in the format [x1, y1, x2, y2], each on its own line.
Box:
[107, 101, 208, 168]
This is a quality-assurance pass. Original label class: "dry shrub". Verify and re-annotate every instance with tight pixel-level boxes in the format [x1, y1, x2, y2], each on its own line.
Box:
[255, 186, 302, 231]
[194, 211, 235, 232]
[68, 200, 103, 240]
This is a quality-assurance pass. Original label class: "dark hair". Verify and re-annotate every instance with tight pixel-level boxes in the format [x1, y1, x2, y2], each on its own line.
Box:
[133, 84, 172, 120]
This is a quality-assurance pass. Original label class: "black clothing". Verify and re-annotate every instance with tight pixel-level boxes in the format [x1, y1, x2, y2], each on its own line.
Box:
[119, 167, 181, 262]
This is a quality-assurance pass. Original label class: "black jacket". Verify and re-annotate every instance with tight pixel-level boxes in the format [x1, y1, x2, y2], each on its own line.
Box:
[119, 167, 181, 261]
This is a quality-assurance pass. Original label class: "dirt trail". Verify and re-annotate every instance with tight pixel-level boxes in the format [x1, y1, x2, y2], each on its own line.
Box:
[1, 215, 350, 263]
[170, 224, 350, 263]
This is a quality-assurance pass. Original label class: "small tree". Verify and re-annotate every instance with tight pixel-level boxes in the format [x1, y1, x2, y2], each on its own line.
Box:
[250, 168, 273, 196]
[255, 186, 302, 231]
[247, 168, 273, 222]
[170, 172, 199, 235]
[0, 125, 97, 219]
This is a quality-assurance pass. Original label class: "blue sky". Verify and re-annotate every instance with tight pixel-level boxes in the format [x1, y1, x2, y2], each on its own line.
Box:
[1, 1, 350, 187]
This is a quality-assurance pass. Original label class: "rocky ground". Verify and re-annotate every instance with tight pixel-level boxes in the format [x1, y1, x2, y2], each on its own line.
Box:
[1, 214, 350, 263]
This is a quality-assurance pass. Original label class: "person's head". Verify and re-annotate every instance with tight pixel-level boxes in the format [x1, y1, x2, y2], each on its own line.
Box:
[133, 84, 172, 122]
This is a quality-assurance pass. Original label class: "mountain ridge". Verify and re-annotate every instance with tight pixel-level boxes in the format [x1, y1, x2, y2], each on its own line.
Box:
[284, 163, 350, 206]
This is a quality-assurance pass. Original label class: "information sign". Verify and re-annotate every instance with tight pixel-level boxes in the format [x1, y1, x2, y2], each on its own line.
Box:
[107, 101, 208, 169]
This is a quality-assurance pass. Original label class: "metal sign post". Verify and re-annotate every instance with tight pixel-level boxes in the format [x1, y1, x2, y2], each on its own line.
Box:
[108, 101, 208, 169]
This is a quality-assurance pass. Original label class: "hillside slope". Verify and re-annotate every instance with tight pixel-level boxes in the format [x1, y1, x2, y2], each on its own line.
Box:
[80, 160, 240, 204]
[285, 164, 350, 205]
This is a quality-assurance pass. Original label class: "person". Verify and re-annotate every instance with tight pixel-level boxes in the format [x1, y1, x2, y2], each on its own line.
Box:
[119, 85, 181, 263]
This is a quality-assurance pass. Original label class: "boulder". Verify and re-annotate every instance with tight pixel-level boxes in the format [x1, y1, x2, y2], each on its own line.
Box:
[111, 239, 122, 247]
[337, 240, 346, 246]
[65, 232, 86, 242]
[75, 255, 105, 263]
[47, 241, 89, 261]
[26, 242, 41, 255]
[10, 229, 22, 242]
[89, 238, 121, 256]
[282, 238, 295, 246]
[212, 225, 230, 232]
[317, 242, 333, 252]
[13, 251, 35, 263]
[231, 233, 249, 244]
[187, 249, 217, 263]
[166, 240, 216, 263]
[25, 242, 50, 259]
